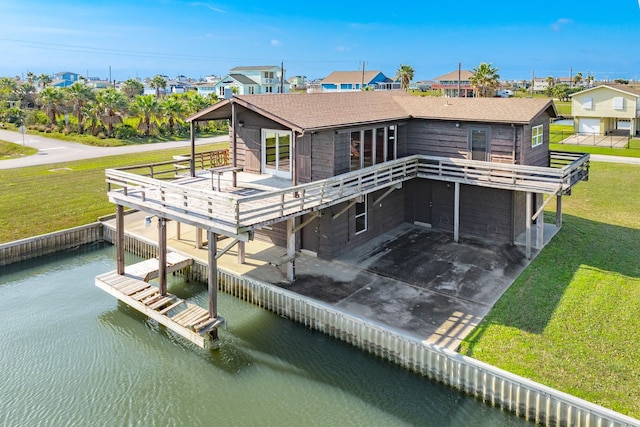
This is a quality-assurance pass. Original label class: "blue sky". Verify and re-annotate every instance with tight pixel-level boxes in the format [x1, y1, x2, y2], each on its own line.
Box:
[1, 0, 639, 83]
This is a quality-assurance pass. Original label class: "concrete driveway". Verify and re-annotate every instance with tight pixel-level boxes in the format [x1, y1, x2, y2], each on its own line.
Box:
[0, 129, 227, 170]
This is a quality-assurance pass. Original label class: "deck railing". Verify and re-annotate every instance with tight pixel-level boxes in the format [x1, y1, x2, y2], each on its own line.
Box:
[106, 151, 589, 235]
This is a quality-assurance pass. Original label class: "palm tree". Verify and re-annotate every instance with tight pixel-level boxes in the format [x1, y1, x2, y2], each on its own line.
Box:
[131, 95, 160, 136]
[26, 72, 36, 85]
[185, 93, 213, 131]
[37, 73, 52, 89]
[121, 79, 144, 100]
[469, 63, 500, 97]
[37, 86, 65, 126]
[65, 82, 95, 134]
[16, 82, 37, 109]
[573, 72, 583, 88]
[96, 88, 127, 137]
[395, 64, 415, 91]
[160, 96, 184, 133]
[149, 75, 167, 98]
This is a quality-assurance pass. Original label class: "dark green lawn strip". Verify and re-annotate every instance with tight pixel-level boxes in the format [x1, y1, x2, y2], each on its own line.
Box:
[0, 140, 38, 159]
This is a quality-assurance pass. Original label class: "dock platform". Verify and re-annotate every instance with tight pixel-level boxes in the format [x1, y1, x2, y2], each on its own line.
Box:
[95, 253, 224, 349]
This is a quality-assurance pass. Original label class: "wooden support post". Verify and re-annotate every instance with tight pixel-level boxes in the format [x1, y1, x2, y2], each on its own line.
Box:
[189, 121, 196, 177]
[158, 217, 167, 295]
[231, 102, 238, 188]
[207, 230, 218, 318]
[525, 192, 532, 259]
[287, 218, 296, 282]
[453, 182, 460, 243]
[535, 194, 544, 249]
[237, 241, 245, 264]
[176, 222, 181, 240]
[195, 227, 203, 249]
[556, 194, 563, 228]
[116, 205, 125, 275]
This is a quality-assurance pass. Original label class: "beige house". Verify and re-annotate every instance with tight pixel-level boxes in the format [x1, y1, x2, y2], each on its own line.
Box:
[570, 85, 640, 136]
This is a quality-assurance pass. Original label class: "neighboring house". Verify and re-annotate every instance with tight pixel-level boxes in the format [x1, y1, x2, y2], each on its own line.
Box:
[52, 71, 80, 88]
[176, 92, 588, 263]
[212, 65, 289, 97]
[570, 84, 640, 136]
[288, 75, 307, 90]
[319, 71, 399, 92]
[532, 78, 549, 93]
[432, 70, 474, 97]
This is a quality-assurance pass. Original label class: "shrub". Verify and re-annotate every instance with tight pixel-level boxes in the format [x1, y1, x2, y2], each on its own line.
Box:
[114, 124, 138, 139]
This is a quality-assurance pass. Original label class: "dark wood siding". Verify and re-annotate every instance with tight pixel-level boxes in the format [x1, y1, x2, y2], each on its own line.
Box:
[254, 223, 287, 247]
[311, 130, 336, 180]
[518, 110, 552, 166]
[233, 110, 290, 173]
[406, 120, 518, 164]
[315, 187, 406, 259]
[459, 185, 513, 242]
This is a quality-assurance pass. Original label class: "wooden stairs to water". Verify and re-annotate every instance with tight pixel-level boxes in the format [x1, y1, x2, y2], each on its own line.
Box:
[95, 252, 223, 349]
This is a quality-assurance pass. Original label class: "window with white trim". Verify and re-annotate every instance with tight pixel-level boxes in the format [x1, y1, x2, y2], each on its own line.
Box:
[613, 97, 624, 110]
[582, 97, 593, 109]
[355, 198, 367, 235]
[532, 124, 543, 148]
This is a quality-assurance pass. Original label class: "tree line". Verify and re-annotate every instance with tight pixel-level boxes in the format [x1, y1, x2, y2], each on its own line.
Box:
[0, 75, 222, 139]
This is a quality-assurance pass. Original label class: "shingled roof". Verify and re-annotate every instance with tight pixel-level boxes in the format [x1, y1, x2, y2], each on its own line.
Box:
[187, 91, 555, 133]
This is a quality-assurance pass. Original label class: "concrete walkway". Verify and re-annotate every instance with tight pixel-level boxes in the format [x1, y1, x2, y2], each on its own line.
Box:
[0, 129, 227, 170]
[109, 211, 536, 351]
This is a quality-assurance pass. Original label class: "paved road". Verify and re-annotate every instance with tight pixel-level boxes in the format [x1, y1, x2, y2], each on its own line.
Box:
[589, 154, 640, 165]
[0, 129, 228, 170]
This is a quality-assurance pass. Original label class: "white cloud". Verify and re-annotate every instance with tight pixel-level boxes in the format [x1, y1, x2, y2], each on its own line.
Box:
[551, 18, 573, 31]
[271, 39, 281, 47]
[335, 46, 350, 52]
[189, 2, 225, 13]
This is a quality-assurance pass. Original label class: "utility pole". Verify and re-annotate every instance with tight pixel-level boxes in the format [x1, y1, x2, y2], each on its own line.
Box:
[280, 60, 284, 93]
[457, 62, 461, 97]
[361, 61, 365, 89]
[570, 66, 573, 88]
[531, 70, 534, 98]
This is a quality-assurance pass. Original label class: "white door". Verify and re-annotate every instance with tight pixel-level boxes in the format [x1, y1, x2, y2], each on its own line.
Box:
[262, 130, 292, 179]
[578, 118, 600, 134]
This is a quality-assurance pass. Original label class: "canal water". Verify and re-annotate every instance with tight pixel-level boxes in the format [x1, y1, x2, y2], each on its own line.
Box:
[0, 244, 531, 426]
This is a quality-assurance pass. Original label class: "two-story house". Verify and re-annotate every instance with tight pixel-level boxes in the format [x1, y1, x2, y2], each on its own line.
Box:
[432, 70, 474, 97]
[100, 91, 589, 348]
[212, 66, 289, 97]
[570, 84, 640, 136]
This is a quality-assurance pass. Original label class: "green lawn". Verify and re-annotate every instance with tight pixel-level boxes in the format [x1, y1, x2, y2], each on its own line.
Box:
[459, 162, 640, 418]
[0, 142, 226, 243]
[0, 140, 38, 159]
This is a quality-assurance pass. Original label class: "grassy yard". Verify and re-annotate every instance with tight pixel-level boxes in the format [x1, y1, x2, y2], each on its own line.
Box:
[1, 140, 38, 159]
[459, 162, 640, 419]
[0, 142, 226, 243]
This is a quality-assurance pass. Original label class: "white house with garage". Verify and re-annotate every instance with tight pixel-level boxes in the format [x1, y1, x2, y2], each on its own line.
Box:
[570, 84, 640, 136]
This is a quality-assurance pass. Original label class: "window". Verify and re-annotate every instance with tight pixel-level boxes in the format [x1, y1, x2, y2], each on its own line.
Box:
[468, 127, 490, 160]
[349, 125, 397, 171]
[355, 198, 367, 235]
[582, 97, 593, 109]
[613, 97, 624, 110]
[532, 124, 543, 148]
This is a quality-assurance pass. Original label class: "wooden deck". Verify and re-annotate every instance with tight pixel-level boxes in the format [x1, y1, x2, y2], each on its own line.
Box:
[95, 253, 224, 349]
[105, 152, 589, 240]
